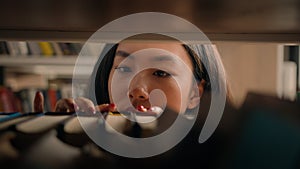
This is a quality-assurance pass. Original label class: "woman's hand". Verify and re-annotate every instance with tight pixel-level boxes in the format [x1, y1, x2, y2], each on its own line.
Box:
[33, 91, 116, 113]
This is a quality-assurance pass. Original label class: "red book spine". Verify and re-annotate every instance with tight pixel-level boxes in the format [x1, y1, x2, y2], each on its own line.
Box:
[48, 88, 57, 112]
[0, 87, 16, 112]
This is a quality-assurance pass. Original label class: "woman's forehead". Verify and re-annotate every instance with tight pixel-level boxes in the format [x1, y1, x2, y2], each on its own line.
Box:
[117, 41, 183, 53]
[116, 41, 192, 65]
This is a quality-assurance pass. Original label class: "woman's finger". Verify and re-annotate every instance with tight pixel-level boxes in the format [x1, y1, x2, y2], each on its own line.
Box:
[74, 97, 95, 114]
[33, 91, 44, 112]
[95, 103, 117, 112]
[54, 98, 76, 112]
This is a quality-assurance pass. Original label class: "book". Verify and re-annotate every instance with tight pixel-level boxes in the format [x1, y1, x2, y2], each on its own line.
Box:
[69, 43, 82, 55]
[16, 88, 37, 113]
[0, 87, 18, 112]
[15, 114, 71, 134]
[38, 42, 54, 56]
[27, 42, 42, 56]
[58, 43, 72, 55]
[6, 41, 20, 56]
[51, 42, 63, 56]
[17, 41, 29, 55]
[0, 41, 9, 55]
[0, 113, 39, 131]
[47, 87, 58, 112]
[60, 84, 72, 98]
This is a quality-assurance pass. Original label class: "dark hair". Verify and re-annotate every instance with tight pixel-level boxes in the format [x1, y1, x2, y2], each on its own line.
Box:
[93, 44, 119, 104]
[183, 44, 211, 90]
[92, 43, 211, 105]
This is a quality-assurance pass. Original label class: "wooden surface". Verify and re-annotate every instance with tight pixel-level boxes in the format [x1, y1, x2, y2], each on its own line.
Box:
[0, 0, 299, 41]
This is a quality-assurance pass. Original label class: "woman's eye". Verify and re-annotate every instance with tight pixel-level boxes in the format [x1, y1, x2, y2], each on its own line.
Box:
[153, 70, 171, 77]
[115, 66, 132, 73]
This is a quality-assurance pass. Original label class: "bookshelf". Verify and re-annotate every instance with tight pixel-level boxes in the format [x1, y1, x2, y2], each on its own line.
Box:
[0, 0, 299, 112]
[0, 56, 78, 77]
[0, 0, 299, 42]
[0, 56, 77, 66]
[0, 41, 87, 76]
[0, 2, 299, 167]
[0, 41, 84, 112]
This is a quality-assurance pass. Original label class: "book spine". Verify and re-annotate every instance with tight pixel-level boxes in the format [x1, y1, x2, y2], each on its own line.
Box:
[0, 41, 10, 55]
[39, 42, 54, 56]
[0, 87, 16, 112]
[6, 41, 20, 56]
[27, 42, 42, 56]
[17, 89, 31, 113]
[18, 41, 29, 55]
[48, 88, 57, 112]
[51, 42, 63, 56]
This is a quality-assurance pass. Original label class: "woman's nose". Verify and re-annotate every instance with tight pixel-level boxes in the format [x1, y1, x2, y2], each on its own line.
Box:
[129, 87, 149, 101]
[128, 72, 150, 101]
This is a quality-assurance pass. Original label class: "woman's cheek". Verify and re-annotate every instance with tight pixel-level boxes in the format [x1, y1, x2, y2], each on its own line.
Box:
[162, 85, 183, 113]
[108, 71, 114, 103]
[165, 79, 193, 113]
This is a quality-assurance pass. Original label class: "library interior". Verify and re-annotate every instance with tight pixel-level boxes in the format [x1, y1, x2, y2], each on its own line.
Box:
[0, 0, 300, 169]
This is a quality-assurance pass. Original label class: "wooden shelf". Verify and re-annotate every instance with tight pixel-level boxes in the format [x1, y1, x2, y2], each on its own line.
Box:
[0, 30, 300, 43]
[0, 0, 299, 42]
[0, 56, 92, 77]
[0, 55, 78, 66]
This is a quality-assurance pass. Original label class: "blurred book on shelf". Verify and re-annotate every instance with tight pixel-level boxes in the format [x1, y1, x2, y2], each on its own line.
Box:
[0, 41, 9, 55]
[0, 84, 72, 113]
[0, 86, 20, 113]
[1, 73, 73, 113]
[0, 40, 92, 113]
[0, 41, 84, 57]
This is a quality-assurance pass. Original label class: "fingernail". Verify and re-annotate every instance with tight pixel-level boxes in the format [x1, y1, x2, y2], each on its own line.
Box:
[108, 103, 116, 111]
[74, 103, 79, 111]
[109, 103, 116, 108]
[88, 107, 96, 114]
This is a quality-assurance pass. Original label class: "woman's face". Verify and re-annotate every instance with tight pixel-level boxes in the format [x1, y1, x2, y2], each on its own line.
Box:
[108, 41, 202, 114]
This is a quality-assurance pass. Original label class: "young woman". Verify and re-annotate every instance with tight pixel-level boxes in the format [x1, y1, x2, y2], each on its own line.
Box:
[34, 34, 228, 119]
[33, 34, 232, 164]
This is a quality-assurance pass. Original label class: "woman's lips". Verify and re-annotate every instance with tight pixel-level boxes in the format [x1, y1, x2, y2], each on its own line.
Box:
[137, 105, 148, 112]
[122, 105, 163, 116]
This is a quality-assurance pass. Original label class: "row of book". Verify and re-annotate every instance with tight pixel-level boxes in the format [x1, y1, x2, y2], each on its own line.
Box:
[0, 85, 72, 113]
[0, 41, 84, 56]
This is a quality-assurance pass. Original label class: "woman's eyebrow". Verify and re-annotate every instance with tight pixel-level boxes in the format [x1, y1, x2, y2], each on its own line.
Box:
[116, 50, 179, 64]
[116, 50, 130, 57]
[151, 55, 179, 63]
[152, 55, 174, 61]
